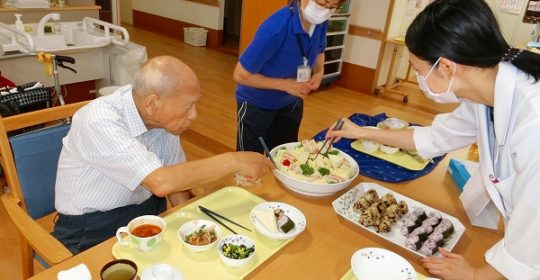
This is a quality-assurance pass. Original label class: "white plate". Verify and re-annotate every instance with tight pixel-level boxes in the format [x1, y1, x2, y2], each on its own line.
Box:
[249, 202, 307, 240]
[332, 182, 465, 257]
[140, 263, 183, 280]
[351, 247, 417, 280]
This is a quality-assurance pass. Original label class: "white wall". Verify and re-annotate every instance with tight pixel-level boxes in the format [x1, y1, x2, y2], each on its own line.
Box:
[380, 0, 537, 87]
[343, 0, 391, 69]
[132, 0, 224, 30]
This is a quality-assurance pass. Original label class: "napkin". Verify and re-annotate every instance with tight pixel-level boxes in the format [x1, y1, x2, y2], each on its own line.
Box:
[57, 263, 92, 280]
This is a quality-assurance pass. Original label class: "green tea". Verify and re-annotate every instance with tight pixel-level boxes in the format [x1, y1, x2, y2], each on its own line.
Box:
[102, 269, 135, 280]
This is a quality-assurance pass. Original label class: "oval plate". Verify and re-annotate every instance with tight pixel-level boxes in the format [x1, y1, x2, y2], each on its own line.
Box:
[351, 247, 417, 280]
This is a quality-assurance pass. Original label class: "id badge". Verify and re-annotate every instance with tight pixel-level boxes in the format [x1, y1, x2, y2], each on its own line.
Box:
[296, 65, 311, 82]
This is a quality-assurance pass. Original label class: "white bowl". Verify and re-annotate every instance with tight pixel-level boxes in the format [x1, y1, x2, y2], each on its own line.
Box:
[249, 202, 306, 240]
[270, 142, 359, 197]
[217, 235, 256, 268]
[178, 220, 221, 252]
[351, 247, 417, 280]
[141, 264, 183, 280]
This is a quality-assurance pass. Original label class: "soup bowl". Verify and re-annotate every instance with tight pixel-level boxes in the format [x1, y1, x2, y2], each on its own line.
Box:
[116, 215, 166, 252]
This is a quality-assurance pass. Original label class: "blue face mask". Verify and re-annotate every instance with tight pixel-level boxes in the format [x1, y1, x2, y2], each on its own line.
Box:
[415, 57, 460, 104]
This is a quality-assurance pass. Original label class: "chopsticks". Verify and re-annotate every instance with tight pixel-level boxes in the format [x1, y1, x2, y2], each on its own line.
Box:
[258, 136, 277, 169]
[199, 205, 251, 235]
[306, 118, 345, 164]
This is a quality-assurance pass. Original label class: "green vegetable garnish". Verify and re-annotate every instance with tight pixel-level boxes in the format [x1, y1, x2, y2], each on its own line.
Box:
[325, 150, 339, 156]
[300, 163, 314, 175]
[318, 167, 330, 176]
[221, 243, 255, 259]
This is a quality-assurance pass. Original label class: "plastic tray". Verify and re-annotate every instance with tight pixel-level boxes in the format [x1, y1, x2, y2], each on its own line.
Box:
[351, 140, 429, 171]
[112, 187, 293, 279]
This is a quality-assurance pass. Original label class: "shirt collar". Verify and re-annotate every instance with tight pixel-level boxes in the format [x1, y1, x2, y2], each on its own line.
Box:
[292, 2, 308, 35]
[493, 62, 518, 145]
[121, 85, 149, 137]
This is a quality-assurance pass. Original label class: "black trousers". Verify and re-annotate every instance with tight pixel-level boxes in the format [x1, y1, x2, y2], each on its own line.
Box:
[53, 195, 166, 254]
[236, 99, 303, 153]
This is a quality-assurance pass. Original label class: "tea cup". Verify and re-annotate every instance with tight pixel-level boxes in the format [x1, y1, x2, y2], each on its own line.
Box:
[100, 259, 138, 280]
[116, 215, 166, 252]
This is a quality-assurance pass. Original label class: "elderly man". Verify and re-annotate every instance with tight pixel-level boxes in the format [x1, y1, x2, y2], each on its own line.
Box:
[53, 56, 270, 254]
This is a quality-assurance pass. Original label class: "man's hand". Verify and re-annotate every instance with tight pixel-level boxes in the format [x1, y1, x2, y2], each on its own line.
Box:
[281, 79, 311, 99]
[233, 151, 273, 183]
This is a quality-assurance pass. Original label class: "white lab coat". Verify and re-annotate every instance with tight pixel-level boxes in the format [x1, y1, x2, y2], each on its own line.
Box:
[413, 62, 540, 279]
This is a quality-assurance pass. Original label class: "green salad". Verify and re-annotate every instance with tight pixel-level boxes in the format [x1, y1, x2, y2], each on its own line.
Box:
[221, 243, 255, 259]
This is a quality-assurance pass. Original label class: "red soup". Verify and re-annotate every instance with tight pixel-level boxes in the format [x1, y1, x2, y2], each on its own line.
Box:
[131, 224, 162, 238]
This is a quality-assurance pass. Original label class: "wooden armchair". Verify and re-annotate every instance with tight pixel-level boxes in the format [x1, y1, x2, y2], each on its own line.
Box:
[0, 101, 88, 279]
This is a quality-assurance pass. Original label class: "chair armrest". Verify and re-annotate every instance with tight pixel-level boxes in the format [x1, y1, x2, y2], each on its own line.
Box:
[1, 194, 73, 264]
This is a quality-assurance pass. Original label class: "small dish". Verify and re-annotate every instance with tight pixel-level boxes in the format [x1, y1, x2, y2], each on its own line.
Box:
[250, 202, 306, 240]
[178, 220, 221, 252]
[140, 264, 183, 280]
[217, 235, 256, 268]
[382, 118, 409, 130]
[379, 144, 400, 155]
[351, 247, 417, 280]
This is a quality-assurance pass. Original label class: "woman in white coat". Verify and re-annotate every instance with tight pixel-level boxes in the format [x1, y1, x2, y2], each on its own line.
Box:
[327, 0, 540, 279]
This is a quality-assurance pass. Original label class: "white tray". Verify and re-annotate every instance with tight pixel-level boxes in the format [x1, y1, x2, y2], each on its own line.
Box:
[332, 182, 465, 257]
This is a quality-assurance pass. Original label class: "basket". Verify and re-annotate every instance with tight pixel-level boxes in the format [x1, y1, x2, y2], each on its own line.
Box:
[183, 27, 208, 47]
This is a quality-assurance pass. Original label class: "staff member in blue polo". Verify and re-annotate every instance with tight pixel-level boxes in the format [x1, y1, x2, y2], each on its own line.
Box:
[234, 0, 345, 153]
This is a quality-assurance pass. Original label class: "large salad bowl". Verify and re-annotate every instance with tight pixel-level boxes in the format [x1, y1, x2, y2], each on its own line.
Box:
[270, 142, 359, 197]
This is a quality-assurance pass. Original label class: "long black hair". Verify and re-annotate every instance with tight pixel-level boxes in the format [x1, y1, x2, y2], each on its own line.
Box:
[406, 0, 540, 81]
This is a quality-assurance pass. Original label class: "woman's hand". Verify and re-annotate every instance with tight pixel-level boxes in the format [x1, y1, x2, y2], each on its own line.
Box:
[422, 248, 475, 280]
[325, 118, 363, 142]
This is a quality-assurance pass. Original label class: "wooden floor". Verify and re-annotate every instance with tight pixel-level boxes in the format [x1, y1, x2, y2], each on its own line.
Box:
[0, 24, 457, 279]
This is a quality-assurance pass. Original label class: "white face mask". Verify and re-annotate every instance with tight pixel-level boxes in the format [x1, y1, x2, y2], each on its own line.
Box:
[415, 57, 460, 104]
[302, 0, 336, 25]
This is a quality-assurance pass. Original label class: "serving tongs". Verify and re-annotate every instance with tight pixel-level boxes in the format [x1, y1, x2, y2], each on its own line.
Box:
[199, 205, 252, 235]
[258, 136, 278, 169]
[305, 118, 345, 165]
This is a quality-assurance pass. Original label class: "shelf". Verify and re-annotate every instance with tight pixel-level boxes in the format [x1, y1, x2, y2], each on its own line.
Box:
[0, 5, 101, 12]
[325, 45, 344, 51]
[324, 59, 341, 65]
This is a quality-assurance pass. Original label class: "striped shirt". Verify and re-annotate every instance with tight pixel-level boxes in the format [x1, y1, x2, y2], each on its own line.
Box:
[55, 85, 185, 215]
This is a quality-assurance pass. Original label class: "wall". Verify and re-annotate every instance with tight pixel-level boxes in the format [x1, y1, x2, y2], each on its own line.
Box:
[120, 0, 132, 25]
[132, 0, 223, 30]
[239, 0, 286, 52]
[384, 0, 537, 86]
[343, 0, 390, 69]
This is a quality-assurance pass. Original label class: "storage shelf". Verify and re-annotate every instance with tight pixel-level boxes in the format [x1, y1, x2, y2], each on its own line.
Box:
[322, 0, 350, 86]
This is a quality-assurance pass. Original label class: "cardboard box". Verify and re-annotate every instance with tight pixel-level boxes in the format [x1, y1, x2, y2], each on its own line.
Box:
[448, 158, 476, 192]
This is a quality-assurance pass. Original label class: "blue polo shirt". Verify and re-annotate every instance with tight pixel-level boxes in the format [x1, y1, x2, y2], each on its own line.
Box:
[235, 2, 328, 110]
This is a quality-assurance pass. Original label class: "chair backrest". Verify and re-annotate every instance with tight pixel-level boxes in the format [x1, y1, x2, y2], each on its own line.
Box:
[9, 124, 70, 219]
[0, 101, 89, 279]
[0, 101, 88, 218]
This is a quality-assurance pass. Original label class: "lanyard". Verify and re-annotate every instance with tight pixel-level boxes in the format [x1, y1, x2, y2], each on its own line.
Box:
[486, 106, 500, 183]
[295, 33, 312, 66]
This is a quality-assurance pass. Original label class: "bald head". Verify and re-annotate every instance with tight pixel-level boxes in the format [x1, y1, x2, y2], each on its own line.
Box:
[132, 56, 199, 99]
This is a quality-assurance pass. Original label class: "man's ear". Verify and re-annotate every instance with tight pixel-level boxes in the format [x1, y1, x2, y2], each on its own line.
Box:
[144, 94, 160, 116]
[438, 57, 458, 78]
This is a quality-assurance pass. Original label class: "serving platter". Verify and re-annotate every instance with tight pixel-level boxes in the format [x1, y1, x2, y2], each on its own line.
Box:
[332, 183, 465, 258]
[351, 140, 429, 171]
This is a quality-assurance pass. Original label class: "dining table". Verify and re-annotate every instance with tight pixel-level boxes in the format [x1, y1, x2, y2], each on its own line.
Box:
[30, 106, 504, 280]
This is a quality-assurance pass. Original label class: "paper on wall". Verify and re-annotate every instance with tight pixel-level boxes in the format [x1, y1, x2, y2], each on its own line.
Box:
[500, 0, 526, 15]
